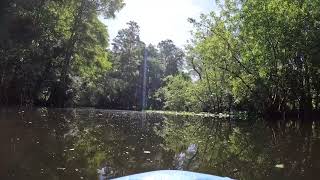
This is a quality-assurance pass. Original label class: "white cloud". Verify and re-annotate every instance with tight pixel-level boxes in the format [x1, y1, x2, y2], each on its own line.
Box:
[100, 0, 215, 48]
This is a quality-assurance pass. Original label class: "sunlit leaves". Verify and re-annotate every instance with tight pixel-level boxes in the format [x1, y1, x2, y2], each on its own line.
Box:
[0, 0, 124, 106]
[156, 74, 201, 112]
[181, 0, 320, 113]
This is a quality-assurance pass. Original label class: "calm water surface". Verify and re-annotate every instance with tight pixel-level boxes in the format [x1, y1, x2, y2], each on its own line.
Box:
[0, 108, 320, 180]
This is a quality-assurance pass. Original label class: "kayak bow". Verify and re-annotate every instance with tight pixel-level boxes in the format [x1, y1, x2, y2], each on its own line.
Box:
[113, 170, 233, 180]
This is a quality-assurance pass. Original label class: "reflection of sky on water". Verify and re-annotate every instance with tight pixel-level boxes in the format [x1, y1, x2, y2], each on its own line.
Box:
[175, 144, 198, 170]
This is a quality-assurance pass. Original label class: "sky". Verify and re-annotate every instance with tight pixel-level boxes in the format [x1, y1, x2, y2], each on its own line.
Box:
[100, 0, 216, 48]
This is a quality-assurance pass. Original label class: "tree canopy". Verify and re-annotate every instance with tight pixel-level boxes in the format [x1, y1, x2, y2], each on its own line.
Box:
[160, 0, 320, 117]
[0, 0, 124, 107]
[1, 0, 320, 118]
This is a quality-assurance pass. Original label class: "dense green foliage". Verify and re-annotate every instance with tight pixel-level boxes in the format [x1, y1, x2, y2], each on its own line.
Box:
[0, 0, 184, 110]
[0, 0, 124, 107]
[1, 0, 320, 116]
[85, 22, 185, 110]
[161, 0, 320, 115]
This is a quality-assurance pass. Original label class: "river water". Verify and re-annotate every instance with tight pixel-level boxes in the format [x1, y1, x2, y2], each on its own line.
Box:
[0, 108, 319, 180]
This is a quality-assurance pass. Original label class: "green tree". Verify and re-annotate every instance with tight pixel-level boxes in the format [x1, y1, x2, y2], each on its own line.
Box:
[0, 0, 124, 107]
[168, 0, 320, 115]
[156, 74, 201, 112]
[99, 21, 145, 110]
[49, 0, 124, 107]
[145, 44, 165, 109]
[158, 40, 185, 76]
[239, 0, 320, 114]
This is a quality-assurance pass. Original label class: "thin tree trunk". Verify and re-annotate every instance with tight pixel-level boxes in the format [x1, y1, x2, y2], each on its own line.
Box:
[57, 1, 85, 107]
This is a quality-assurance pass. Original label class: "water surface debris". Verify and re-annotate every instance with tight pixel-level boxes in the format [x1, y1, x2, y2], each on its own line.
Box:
[275, 164, 284, 168]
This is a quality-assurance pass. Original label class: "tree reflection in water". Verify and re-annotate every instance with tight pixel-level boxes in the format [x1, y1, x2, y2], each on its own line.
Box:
[156, 116, 320, 180]
[62, 110, 173, 179]
[0, 109, 320, 180]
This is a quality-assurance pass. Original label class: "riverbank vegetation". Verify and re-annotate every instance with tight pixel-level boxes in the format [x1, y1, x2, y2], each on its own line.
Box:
[1, 0, 320, 117]
[160, 0, 320, 117]
[0, 0, 184, 111]
[0, 0, 125, 107]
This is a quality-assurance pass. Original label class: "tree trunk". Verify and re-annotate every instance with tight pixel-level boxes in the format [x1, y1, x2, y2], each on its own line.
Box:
[304, 57, 313, 119]
[57, 1, 85, 107]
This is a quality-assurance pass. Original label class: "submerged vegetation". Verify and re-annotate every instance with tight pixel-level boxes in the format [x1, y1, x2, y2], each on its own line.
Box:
[1, 0, 320, 117]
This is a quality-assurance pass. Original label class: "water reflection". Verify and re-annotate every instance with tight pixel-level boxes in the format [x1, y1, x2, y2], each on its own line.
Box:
[158, 116, 320, 180]
[0, 108, 319, 180]
[174, 144, 198, 170]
